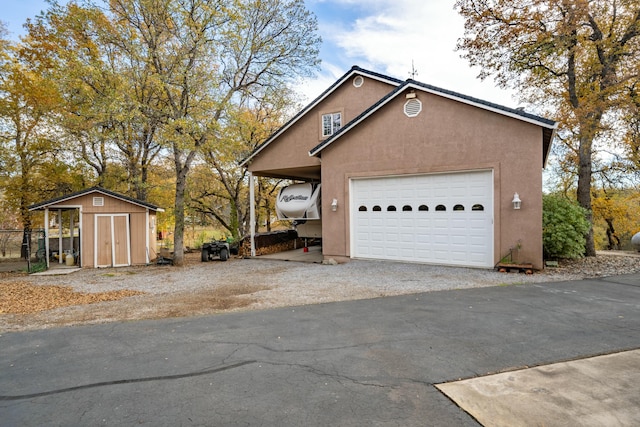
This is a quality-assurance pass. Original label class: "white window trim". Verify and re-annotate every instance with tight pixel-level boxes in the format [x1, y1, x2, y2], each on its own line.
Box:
[321, 111, 342, 138]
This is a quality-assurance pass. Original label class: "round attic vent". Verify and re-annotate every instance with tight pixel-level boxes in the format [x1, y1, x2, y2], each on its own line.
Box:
[353, 75, 364, 88]
[404, 98, 422, 117]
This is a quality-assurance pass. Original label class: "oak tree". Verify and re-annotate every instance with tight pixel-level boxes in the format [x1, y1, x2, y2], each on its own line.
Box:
[456, 0, 640, 256]
[107, 0, 320, 265]
[0, 23, 63, 233]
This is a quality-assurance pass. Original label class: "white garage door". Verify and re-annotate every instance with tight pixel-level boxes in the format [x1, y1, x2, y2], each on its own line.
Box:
[351, 171, 494, 267]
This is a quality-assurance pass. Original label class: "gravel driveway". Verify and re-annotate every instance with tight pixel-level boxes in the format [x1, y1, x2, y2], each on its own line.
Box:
[1, 251, 639, 332]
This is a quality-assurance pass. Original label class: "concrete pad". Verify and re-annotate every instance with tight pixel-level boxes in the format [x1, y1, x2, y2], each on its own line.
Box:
[31, 267, 81, 276]
[257, 245, 323, 263]
[437, 349, 640, 427]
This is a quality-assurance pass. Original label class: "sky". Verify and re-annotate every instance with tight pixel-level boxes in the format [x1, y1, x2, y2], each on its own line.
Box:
[2, 0, 517, 107]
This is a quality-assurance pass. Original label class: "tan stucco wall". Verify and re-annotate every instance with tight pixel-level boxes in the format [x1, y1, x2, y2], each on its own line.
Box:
[248, 75, 397, 177]
[319, 90, 545, 269]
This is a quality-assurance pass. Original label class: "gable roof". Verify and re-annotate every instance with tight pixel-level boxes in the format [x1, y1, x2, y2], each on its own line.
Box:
[239, 66, 403, 167]
[28, 187, 164, 212]
[309, 79, 557, 166]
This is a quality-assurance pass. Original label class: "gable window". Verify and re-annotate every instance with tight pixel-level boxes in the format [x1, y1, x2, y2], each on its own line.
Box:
[322, 112, 342, 137]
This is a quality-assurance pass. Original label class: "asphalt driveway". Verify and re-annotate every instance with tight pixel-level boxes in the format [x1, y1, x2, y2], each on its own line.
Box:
[1, 273, 639, 426]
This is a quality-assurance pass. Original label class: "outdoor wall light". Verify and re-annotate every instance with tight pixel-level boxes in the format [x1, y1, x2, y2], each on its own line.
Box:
[512, 193, 522, 210]
[331, 198, 338, 211]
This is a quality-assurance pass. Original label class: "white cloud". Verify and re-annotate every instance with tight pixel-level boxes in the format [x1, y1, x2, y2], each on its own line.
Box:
[301, 0, 519, 108]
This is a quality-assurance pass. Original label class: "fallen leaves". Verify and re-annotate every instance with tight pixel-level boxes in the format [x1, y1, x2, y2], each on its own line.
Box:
[0, 282, 145, 314]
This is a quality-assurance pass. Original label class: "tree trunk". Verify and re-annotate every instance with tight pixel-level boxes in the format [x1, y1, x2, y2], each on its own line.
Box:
[605, 218, 620, 250]
[577, 134, 596, 257]
[173, 173, 187, 266]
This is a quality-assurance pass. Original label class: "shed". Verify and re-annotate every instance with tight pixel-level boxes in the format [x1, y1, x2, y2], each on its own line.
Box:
[241, 66, 557, 270]
[29, 187, 164, 268]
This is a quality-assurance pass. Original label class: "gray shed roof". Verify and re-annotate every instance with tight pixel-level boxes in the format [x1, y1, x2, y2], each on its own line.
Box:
[28, 187, 164, 212]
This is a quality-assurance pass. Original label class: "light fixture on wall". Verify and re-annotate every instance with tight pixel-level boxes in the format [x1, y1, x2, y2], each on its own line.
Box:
[331, 198, 338, 211]
[512, 193, 522, 210]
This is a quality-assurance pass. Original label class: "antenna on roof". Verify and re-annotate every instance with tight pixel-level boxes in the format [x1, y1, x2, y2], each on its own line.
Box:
[409, 60, 419, 79]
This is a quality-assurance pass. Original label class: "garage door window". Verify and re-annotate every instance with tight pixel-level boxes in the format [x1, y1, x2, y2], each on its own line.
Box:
[358, 203, 489, 212]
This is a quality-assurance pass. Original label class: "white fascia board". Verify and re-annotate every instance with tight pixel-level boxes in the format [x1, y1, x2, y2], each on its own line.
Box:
[241, 68, 402, 167]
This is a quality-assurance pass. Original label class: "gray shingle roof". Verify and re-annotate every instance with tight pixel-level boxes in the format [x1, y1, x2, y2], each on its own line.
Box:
[241, 66, 557, 167]
[28, 186, 164, 212]
[309, 79, 557, 165]
[239, 66, 403, 167]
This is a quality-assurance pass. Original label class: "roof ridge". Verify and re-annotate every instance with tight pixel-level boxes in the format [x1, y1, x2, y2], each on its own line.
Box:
[406, 79, 555, 126]
[28, 187, 163, 212]
[239, 66, 403, 167]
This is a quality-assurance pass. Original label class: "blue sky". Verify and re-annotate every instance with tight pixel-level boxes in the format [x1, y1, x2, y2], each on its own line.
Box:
[2, 0, 517, 107]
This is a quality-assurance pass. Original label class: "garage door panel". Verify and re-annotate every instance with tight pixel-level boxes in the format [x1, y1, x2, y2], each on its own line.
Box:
[352, 171, 493, 267]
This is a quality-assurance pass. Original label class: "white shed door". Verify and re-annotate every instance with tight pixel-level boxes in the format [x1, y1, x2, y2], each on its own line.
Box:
[351, 171, 494, 267]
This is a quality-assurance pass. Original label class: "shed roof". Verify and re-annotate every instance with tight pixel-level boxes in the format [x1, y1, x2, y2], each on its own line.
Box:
[28, 187, 164, 212]
[309, 80, 557, 166]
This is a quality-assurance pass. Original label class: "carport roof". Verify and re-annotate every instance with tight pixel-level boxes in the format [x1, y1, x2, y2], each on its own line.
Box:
[309, 79, 558, 167]
[28, 187, 164, 212]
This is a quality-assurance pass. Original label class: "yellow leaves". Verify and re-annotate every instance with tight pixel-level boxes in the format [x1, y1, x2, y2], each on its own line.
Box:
[0, 282, 145, 314]
[592, 190, 640, 248]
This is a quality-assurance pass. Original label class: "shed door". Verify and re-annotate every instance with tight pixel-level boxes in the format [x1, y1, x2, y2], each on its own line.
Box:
[351, 171, 494, 268]
[95, 214, 131, 268]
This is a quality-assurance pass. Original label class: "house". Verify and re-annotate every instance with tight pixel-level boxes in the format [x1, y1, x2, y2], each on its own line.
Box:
[29, 187, 163, 268]
[242, 66, 557, 270]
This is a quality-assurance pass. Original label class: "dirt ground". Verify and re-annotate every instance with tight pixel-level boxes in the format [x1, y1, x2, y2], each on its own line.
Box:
[0, 253, 274, 332]
[1, 251, 639, 333]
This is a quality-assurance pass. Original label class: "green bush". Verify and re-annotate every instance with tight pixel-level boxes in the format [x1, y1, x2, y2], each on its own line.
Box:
[543, 194, 591, 259]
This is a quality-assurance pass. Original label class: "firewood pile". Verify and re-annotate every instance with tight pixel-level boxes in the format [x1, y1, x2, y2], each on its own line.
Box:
[238, 230, 306, 257]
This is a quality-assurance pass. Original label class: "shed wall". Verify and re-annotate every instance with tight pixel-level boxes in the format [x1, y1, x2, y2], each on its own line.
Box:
[46, 193, 157, 268]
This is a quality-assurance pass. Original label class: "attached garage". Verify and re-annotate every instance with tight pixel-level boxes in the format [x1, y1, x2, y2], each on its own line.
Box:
[242, 66, 557, 270]
[351, 171, 493, 267]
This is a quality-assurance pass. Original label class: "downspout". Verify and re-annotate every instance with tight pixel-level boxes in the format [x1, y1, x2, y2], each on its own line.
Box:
[58, 209, 62, 264]
[44, 208, 50, 269]
[78, 207, 82, 267]
[145, 209, 150, 264]
[249, 172, 256, 257]
[69, 212, 74, 262]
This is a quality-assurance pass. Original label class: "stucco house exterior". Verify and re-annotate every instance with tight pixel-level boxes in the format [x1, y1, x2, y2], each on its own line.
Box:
[29, 187, 163, 268]
[242, 66, 557, 270]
